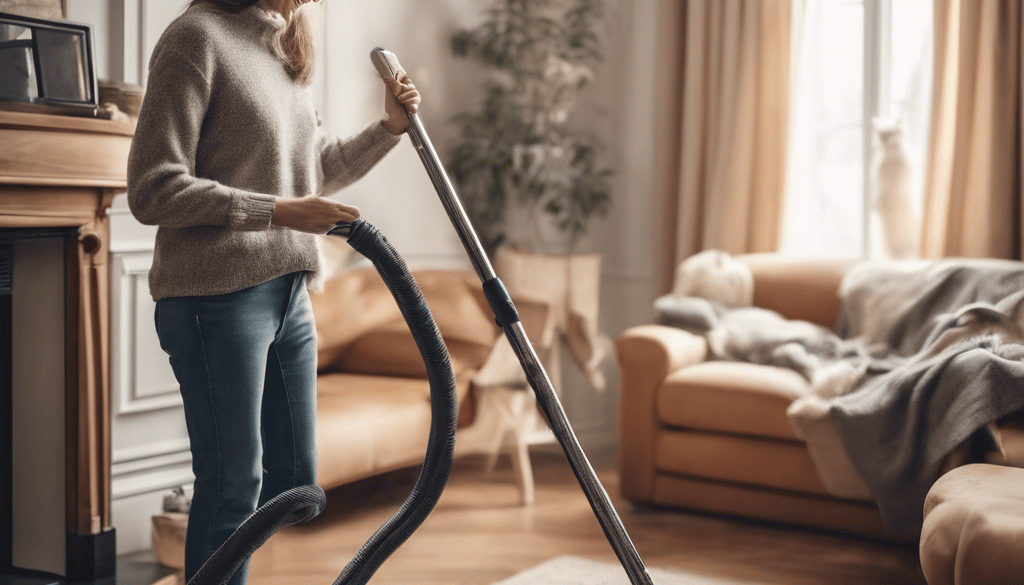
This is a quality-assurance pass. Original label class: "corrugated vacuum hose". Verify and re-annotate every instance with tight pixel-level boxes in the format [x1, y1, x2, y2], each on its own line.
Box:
[186, 219, 459, 585]
[185, 486, 327, 585]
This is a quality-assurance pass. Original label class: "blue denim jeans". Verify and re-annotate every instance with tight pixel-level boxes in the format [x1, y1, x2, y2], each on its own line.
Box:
[155, 272, 318, 585]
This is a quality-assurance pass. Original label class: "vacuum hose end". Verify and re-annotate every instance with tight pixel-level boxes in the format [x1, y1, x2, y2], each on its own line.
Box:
[186, 485, 327, 585]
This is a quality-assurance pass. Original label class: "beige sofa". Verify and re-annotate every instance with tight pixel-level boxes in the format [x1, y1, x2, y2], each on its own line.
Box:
[616, 254, 1024, 542]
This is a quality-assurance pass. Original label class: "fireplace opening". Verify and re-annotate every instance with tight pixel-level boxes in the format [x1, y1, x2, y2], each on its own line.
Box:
[1, 229, 73, 585]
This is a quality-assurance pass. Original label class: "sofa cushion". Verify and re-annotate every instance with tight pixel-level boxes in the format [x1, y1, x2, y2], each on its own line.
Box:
[654, 428, 838, 497]
[312, 268, 497, 373]
[311, 268, 404, 368]
[738, 254, 855, 327]
[657, 361, 808, 441]
[315, 372, 434, 489]
[410, 270, 498, 346]
[335, 319, 491, 397]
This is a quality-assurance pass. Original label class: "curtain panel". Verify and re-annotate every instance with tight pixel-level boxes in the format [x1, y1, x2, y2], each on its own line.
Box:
[924, 0, 1023, 259]
[654, 0, 792, 293]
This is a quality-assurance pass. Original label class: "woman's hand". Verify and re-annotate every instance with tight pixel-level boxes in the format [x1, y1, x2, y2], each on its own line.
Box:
[382, 71, 421, 135]
[271, 196, 360, 234]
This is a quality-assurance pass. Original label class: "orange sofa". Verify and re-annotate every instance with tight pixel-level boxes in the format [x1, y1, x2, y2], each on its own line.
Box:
[616, 254, 1024, 542]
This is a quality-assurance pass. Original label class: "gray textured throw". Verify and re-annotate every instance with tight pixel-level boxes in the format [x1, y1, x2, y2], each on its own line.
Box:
[829, 261, 1024, 539]
[657, 258, 1024, 540]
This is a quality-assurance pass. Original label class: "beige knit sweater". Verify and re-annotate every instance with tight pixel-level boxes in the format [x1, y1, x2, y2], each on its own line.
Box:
[127, 3, 401, 300]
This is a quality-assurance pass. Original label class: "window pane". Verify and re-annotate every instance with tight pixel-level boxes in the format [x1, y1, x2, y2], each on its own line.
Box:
[818, 1, 864, 128]
[782, 0, 865, 257]
[813, 125, 864, 255]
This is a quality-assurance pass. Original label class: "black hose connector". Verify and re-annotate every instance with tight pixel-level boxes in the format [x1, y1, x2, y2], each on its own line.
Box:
[482, 277, 520, 328]
[332, 219, 459, 585]
[186, 485, 326, 585]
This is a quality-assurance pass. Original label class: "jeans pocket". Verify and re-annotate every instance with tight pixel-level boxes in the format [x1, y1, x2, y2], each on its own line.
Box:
[154, 300, 171, 356]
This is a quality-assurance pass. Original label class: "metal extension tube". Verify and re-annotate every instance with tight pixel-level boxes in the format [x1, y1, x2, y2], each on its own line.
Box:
[370, 47, 655, 585]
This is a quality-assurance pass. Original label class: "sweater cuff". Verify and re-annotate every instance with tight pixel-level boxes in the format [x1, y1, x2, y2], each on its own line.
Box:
[373, 120, 404, 152]
[228, 192, 276, 231]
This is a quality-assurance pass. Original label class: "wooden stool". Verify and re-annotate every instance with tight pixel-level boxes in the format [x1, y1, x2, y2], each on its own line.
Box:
[920, 464, 1024, 585]
[456, 384, 555, 504]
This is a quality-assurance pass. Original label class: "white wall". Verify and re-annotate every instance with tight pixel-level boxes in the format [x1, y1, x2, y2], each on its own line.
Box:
[70, 0, 663, 554]
[313, 0, 484, 270]
[570, 0, 662, 451]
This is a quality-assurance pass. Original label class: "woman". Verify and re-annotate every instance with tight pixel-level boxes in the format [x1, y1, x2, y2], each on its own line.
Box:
[126, 1, 420, 584]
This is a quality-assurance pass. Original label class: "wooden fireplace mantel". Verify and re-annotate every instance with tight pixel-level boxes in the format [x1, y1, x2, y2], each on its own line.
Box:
[1, 108, 135, 581]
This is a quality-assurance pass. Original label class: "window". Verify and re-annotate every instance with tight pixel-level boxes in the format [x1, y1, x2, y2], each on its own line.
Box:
[781, 0, 933, 258]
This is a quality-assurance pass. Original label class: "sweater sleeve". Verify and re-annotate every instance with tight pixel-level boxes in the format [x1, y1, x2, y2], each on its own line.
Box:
[127, 44, 276, 231]
[317, 121, 402, 195]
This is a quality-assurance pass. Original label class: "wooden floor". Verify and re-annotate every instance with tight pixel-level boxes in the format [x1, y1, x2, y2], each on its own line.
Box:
[239, 450, 927, 585]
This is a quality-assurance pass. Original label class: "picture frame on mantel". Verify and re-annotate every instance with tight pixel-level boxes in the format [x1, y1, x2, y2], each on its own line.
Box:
[0, 0, 66, 20]
[0, 9, 98, 117]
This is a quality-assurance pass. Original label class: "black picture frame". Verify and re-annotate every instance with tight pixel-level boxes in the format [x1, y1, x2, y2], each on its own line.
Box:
[0, 11, 97, 116]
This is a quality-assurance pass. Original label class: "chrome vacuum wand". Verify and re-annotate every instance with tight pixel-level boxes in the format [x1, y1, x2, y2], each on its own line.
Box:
[370, 47, 655, 585]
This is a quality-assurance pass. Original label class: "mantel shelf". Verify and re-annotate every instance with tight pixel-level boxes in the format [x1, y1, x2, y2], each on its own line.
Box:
[0, 109, 136, 137]
[0, 109, 135, 189]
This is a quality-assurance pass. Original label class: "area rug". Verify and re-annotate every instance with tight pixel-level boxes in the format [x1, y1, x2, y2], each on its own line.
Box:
[492, 556, 762, 585]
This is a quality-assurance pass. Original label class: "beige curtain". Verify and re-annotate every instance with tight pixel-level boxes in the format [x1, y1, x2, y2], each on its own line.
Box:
[654, 0, 791, 292]
[923, 0, 1022, 259]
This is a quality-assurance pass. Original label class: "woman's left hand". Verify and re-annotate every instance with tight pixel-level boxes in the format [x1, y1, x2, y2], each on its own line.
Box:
[382, 71, 420, 135]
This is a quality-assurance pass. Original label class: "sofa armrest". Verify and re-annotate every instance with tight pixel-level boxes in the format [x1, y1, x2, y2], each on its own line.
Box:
[615, 325, 708, 502]
[616, 325, 708, 377]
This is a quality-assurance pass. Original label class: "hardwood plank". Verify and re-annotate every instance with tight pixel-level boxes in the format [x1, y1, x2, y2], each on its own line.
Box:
[243, 451, 926, 585]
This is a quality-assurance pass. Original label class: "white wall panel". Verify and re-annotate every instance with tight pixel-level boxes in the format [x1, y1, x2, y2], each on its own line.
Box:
[109, 193, 158, 254]
[111, 253, 180, 415]
[317, 0, 481, 272]
[66, 0, 111, 80]
[138, 0, 189, 85]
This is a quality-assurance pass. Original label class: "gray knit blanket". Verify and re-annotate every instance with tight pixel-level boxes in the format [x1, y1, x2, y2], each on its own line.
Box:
[656, 258, 1024, 540]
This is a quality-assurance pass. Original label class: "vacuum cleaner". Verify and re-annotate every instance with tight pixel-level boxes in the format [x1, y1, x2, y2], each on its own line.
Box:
[186, 48, 655, 585]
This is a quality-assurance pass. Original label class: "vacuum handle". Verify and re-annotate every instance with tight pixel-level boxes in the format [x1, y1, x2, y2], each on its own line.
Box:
[371, 47, 411, 128]
[371, 47, 404, 82]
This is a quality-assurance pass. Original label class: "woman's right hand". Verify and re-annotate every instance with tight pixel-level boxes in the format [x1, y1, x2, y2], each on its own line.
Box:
[271, 196, 360, 234]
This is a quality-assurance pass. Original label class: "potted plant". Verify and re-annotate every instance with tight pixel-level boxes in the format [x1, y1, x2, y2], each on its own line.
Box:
[447, 0, 612, 255]
[447, 0, 614, 393]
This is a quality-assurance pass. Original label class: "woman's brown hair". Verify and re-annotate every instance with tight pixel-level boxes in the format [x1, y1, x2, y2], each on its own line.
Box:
[187, 0, 318, 86]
